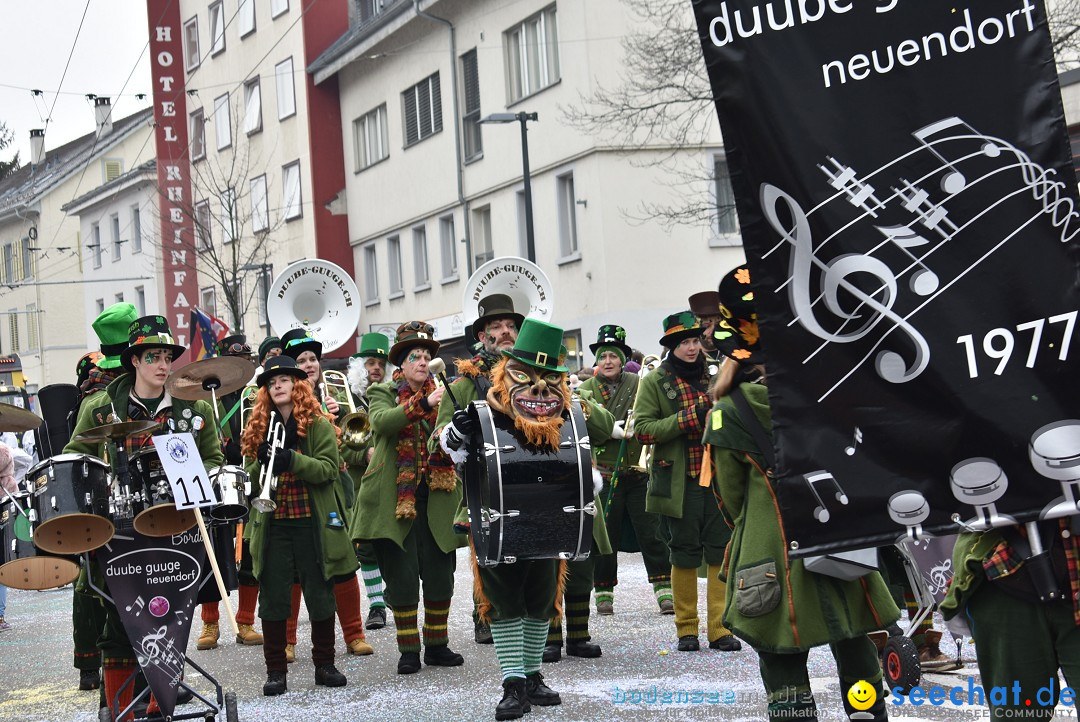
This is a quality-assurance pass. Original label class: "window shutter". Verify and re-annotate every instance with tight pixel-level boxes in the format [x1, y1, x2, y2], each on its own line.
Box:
[463, 51, 480, 114]
[105, 160, 122, 182]
[418, 81, 432, 139]
[403, 88, 418, 145]
[430, 73, 442, 134]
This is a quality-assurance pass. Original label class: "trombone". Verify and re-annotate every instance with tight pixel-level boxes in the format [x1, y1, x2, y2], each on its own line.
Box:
[252, 411, 284, 513]
[239, 383, 258, 431]
[321, 369, 371, 448]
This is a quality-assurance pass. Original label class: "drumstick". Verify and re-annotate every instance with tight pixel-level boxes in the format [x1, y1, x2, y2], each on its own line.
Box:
[0, 484, 29, 519]
[428, 358, 460, 411]
[194, 508, 240, 637]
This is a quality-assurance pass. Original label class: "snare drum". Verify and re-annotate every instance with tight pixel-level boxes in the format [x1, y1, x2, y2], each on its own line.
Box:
[0, 497, 80, 591]
[465, 399, 595, 567]
[28, 453, 114, 555]
[209, 465, 249, 522]
[128, 447, 196, 537]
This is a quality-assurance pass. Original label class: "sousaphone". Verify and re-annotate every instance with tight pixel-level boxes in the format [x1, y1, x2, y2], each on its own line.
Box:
[462, 256, 555, 329]
[266, 260, 361, 352]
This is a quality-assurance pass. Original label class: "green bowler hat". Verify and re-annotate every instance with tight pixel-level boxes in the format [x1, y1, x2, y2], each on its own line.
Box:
[92, 302, 138, 369]
[352, 332, 390, 360]
[501, 318, 569, 373]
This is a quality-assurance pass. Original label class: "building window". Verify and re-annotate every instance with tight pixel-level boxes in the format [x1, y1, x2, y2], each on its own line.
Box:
[238, 0, 256, 37]
[461, 49, 482, 160]
[271, 0, 288, 19]
[357, 0, 385, 26]
[215, 93, 231, 150]
[111, 213, 122, 261]
[439, 214, 457, 281]
[250, 175, 268, 232]
[556, 172, 578, 258]
[243, 78, 262, 135]
[276, 57, 296, 120]
[195, 200, 212, 250]
[7, 310, 18, 353]
[184, 16, 200, 71]
[91, 224, 102, 268]
[714, 156, 740, 238]
[472, 206, 493, 267]
[387, 236, 403, 296]
[135, 286, 146, 315]
[256, 268, 271, 329]
[353, 104, 388, 171]
[96, 299, 105, 315]
[209, 1, 226, 55]
[1, 244, 11, 282]
[190, 109, 206, 160]
[131, 205, 142, 253]
[402, 73, 442, 147]
[103, 159, 123, 182]
[563, 329, 584, 371]
[363, 243, 378, 303]
[201, 287, 217, 316]
[413, 226, 429, 289]
[221, 188, 238, 243]
[115, 293, 124, 304]
[21, 237, 33, 279]
[26, 304, 37, 350]
[282, 162, 301, 220]
[506, 5, 560, 103]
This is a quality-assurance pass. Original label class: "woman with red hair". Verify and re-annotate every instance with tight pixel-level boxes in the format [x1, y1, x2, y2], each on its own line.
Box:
[242, 356, 357, 696]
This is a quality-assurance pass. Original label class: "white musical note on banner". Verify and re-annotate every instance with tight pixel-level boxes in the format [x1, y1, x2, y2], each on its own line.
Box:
[819, 157, 885, 217]
[804, 471, 849, 523]
[126, 596, 145, 617]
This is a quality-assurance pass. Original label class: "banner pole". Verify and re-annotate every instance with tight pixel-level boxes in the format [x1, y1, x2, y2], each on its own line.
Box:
[194, 508, 240, 637]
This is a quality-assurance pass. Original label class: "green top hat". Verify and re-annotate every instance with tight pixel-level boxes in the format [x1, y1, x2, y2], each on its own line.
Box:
[120, 315, 188, 370]
[472, 293, 525, 341]
[589, 324, 632, 359]
[389, 321, 440, 366]
[658, 311, 702, 349]
[257, 355, 309, 388]
[258, 336, 282, 363]
[281, 328, 322, 361]
[92, 302, 138, 369]
[501, 318, 569, 373]
[352, 332, 391, 360]
[715, 265, 763, 364]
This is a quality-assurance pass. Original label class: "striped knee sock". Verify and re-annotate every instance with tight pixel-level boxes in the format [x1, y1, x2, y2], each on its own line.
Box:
[651, 578, 673, 605]
[522, 617, 549, 675]
[594, 588, 614, 606]
[392, 606, 420, 654]
[546, 618, 562, 646]
[565, 593, 591, 642]
[422, 599, 450, 648]
[490, 618, 525, 681]
[360, 563, 386, 609]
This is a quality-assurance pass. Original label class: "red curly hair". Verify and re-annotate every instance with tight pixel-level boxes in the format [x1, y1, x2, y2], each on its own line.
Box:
[241, 377, 339, 458]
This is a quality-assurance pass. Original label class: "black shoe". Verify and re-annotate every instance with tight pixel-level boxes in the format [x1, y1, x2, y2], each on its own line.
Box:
[314, 663, 347, 687]
[542, 643, 561, 663]
[525, 672, 562, 706]
[677, 635, 700, 652]
[495, 678, 531, 720]
[365, 606, 387, 630]
[79, 669, 100, 691]
[565, 639, 602, 658]
[424, 645, 464, 667]
[709, 634, 742, 651]
[397, 651, 422, 674]
[474, 620, 494, 645]
[263, 670, 287, 696]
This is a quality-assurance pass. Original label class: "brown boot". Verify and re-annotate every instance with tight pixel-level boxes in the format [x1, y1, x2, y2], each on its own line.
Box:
[919, 630, 960, 671]
[196, 622, 220, 650]
[236, 623, 264, 646]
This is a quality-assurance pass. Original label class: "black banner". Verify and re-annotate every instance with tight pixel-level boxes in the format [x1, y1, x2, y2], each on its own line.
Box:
[97, 530, 207, 719]
[691, 0, 1080, 554]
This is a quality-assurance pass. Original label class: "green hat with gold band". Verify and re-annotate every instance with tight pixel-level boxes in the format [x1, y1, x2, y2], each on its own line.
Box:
[501, 318, 569, 373]
[658, 311, 702, 349]
[92, 302, 138, 369]
[352, 332, 391, 360]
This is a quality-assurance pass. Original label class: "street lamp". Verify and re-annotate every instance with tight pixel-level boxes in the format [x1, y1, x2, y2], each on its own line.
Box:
[240, 262, 274, 331]
[479, 112, 539, 262]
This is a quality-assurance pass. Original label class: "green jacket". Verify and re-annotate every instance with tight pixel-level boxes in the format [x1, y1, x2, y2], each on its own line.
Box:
[244, 415, 357, 581]
[706, 382, 899, 653]
[356, 381, 462, 553]
[579, 372, 643, 471]
[634, 363, 704, 519]
[938, 530, 1003, 621]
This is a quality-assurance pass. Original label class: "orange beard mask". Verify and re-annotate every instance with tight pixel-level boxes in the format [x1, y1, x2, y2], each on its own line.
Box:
[487, 357, 571, 451]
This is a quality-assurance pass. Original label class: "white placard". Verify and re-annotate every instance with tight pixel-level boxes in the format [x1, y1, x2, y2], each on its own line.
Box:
[150, 433, 216, 510]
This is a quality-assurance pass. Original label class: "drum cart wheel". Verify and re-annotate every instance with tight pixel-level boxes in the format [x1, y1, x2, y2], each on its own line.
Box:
[101, 658, 239, 721]
[882, 635, 921, 696]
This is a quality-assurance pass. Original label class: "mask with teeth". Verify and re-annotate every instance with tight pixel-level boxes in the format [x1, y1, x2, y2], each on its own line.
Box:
[488, 358, 570, 450]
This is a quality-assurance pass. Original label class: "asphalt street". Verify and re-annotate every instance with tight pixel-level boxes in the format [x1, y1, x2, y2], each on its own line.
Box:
[0, 550, 1068, 721]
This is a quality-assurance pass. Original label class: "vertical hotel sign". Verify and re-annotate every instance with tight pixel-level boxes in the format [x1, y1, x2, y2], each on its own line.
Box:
[147, 0, 198, 357]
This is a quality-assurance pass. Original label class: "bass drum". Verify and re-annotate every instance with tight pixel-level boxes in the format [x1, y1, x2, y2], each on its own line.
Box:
[464, 399, 594, 567]
[0, 496, 80, 591]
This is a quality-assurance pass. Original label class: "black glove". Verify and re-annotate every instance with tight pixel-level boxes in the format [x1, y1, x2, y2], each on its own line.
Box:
[224, 438, 243, 466]
[696, 398, 712, 428]
[257, 441, 272, 466]
[445, 409, 477, 451]
[272, 448, 293, 474]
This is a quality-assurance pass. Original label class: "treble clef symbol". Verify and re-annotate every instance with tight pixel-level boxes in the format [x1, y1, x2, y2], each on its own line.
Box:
[142, 625, 169, 662]
[761, 184, 930, 392]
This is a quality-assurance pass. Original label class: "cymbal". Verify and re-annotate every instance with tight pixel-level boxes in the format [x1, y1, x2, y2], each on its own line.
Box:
[73, 420, 160, 442]
[166, 356, 255, 401]
[0, 402, 42, 433]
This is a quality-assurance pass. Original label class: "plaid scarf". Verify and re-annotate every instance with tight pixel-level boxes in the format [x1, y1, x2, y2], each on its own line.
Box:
[393, 376, 456, 520]
[637, 363, 709, 477]
[80, 367, 122, 399]
[983, 520, 1080, 624]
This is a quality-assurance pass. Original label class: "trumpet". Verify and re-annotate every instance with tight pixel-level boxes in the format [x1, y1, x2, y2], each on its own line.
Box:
[252, 411, 284, 513]
[322, 369, 371, 448]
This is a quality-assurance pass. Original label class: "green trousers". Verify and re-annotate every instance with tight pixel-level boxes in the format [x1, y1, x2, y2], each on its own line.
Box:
[658, 477, 731, 569]
[595, 469, 671, 588]
[257, 519, 336, 621]
[478, 559, 559, 622]
[73, 585, 106, 670]
[372, 492, 456, 608]
[758, 635, 885, 721]
[967, 580, 1080, 720]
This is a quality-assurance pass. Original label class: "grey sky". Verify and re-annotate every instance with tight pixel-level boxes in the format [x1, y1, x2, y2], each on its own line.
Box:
[0, 0, 152, 163]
